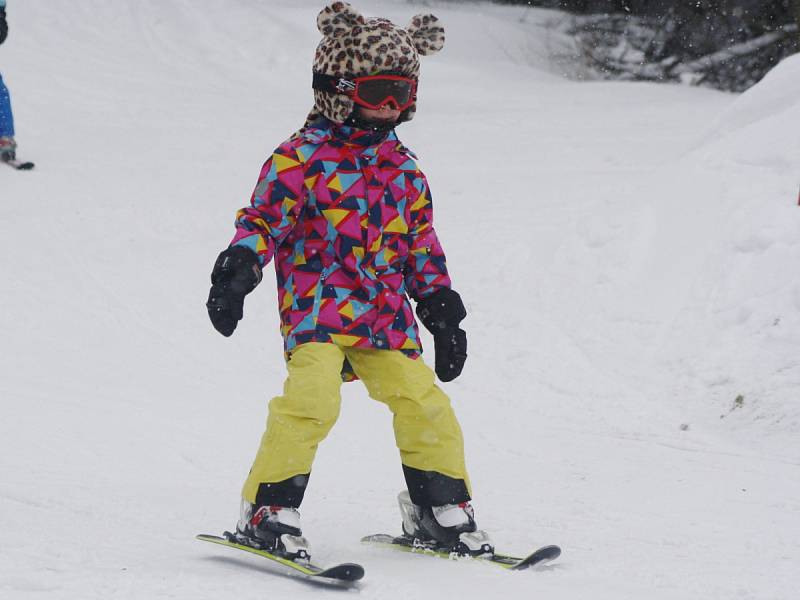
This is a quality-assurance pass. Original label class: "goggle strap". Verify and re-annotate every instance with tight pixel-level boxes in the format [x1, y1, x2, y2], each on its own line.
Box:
[312, 72, 356, 95]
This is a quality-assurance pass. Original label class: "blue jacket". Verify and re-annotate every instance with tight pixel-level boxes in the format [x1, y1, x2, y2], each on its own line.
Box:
[0, 0, 13, 139]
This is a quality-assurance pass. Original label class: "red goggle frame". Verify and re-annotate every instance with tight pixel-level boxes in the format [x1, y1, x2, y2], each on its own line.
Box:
[313, 73, 418, 111]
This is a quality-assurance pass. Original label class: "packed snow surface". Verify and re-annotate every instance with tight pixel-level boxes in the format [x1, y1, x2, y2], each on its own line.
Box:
[1, 1, 798, 599]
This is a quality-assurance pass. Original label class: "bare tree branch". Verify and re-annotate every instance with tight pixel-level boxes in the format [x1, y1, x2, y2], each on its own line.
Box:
[672, 25, 799, 75]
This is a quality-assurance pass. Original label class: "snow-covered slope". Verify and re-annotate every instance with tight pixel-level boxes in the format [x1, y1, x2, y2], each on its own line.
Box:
[1, 2, 798, 599]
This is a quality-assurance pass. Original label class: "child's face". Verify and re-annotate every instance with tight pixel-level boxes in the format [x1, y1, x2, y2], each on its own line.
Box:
[356, 105, 401, 123]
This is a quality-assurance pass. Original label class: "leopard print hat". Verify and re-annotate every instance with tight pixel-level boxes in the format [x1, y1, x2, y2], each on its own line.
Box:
[306, 2, 445, 126]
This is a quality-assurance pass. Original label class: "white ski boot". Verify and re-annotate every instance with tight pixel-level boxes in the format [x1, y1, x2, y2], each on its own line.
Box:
[232, 499, 311, 561]
[0, 136, 16, 162]
[398, 490, 494, 556]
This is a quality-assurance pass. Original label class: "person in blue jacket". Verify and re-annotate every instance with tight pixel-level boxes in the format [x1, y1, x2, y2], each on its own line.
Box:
[0, 0, 18, 162]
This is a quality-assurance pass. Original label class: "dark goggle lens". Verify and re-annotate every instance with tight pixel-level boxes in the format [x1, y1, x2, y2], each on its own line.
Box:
[356, 79, 413, 107]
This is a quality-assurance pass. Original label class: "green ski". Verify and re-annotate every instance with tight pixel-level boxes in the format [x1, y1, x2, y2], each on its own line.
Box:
[196, 534, 364, 585]
[361, 533, 561, 570]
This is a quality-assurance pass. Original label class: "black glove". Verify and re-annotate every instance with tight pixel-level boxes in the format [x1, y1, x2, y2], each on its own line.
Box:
[416, 288, 468, 382]
[206, 246, 262, 337]
[0, 8, 8, 45]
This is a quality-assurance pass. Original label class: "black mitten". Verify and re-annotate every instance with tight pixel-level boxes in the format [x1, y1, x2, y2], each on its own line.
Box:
[206, 246, 262, 337]
[415, 289, 468, 382]
[432, 326, 467, 382]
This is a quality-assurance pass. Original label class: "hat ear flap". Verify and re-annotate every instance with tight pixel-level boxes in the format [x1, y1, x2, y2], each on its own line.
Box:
[407, 14, 445, 56]
[317, 2, 365, 39]
[312, 89, 354, 125]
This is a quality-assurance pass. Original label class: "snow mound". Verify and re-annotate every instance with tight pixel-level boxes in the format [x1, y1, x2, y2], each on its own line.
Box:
[695, 53, 800, 173]
[655, 54, 800, 448]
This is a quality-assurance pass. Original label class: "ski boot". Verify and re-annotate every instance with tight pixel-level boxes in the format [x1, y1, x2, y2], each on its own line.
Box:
[397, 490, 494, 557]
[0, 136, 16, 162]
[228, 499, 311, 562]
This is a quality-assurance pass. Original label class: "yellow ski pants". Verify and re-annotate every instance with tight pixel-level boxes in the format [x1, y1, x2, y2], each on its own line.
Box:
[242, 342, 470, 503]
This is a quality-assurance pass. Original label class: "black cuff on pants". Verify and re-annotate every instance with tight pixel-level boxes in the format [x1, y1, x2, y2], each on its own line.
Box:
[254, 474, 310, 508]
[402, 465, 471, 507]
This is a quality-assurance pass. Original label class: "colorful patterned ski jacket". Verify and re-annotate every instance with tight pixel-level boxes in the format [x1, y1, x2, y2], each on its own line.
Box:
[231, 119, 452, 377]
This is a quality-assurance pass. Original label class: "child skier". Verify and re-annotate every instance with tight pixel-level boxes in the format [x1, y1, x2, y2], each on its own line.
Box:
[0, 0, 17, 161]
[206, 2, 493, 561]
[0, 0, 17, 162]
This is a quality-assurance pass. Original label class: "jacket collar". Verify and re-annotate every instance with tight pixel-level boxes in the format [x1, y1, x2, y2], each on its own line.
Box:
[301, 118, 397, 147]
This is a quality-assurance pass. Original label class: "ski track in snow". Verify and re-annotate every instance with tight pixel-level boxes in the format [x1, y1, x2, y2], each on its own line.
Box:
[1, 1, 798, 599]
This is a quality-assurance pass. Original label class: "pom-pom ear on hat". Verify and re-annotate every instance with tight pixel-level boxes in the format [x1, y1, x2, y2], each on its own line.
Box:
[407, 14, 445, 56]
[317, 2, 365, 39]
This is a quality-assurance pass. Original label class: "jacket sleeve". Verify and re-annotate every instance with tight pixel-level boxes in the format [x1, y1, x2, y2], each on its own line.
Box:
[229, 142, 307, 267]
[405, 172, 453, 301]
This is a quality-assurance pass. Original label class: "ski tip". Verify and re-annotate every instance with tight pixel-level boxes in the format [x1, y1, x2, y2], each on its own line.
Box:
[540, 544, 561, 560]
[317, 563, 365, 581]
[3, 159, 35, 170]
[512, 544, 562, 570]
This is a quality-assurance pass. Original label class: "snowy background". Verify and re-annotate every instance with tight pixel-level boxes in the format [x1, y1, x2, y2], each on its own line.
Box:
[1, 1, 798, 598]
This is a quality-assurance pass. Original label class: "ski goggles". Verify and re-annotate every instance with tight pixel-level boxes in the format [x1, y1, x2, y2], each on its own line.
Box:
[312, 72, 417, 111]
